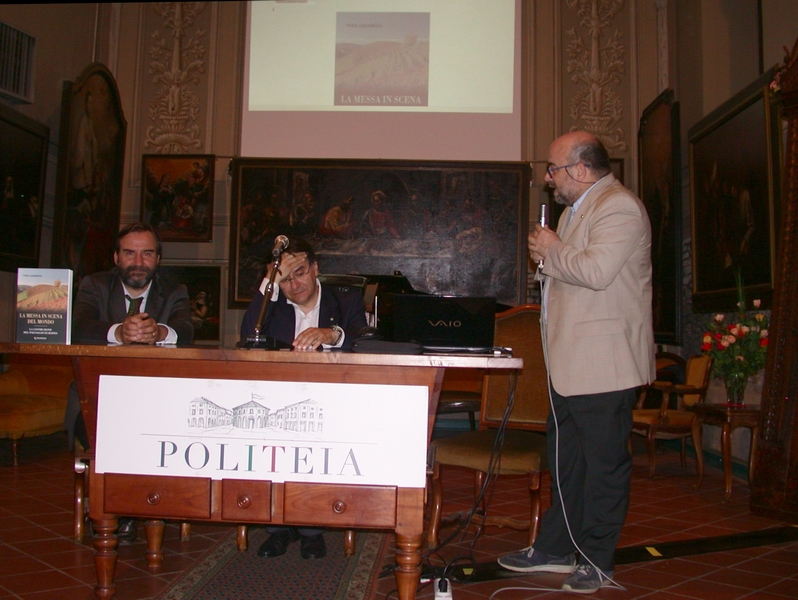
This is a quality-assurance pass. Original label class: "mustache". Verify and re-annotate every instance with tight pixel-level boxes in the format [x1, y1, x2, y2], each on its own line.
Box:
[121, 265, 155, 289]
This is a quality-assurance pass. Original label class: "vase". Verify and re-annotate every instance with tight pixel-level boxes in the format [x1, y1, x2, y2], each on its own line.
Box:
[724, 372, 748, 406]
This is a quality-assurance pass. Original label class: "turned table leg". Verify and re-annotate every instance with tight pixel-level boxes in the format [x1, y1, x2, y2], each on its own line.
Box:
[344, 529, 356, 556]
[394, 487, 423, 600]
[692, 414, 705, 491]
[394, 532, 422, 600]
[92, 517, 118, 599]
[144, 520, 165, 569]
[236, 524, 248, 551]
[721, 423, 733, 502]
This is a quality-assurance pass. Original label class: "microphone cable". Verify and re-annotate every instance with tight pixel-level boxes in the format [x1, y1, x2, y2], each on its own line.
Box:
[485, 278, 627, 598]
[378, 371, 519, 594]
[536, 283, 625, 592]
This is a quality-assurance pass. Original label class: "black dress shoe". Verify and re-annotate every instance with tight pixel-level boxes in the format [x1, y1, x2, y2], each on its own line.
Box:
[116, 517, 138, 545]
[299, 533, 326, 560]
[257, 528, 300, 558]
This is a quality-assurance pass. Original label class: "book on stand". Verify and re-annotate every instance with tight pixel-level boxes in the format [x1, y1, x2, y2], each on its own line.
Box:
[16, 268, 73, 344]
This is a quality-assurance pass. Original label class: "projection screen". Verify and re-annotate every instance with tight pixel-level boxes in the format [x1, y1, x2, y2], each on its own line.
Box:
[240, 0, 521, 161]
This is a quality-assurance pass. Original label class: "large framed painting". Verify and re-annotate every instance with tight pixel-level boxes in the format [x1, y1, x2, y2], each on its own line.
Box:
[52, 63, 126, 288]
[639, 88, 681, 344]
[140, 154, 214, 242]
[158, 263, 223, 344]
[0, 103, 49, 272]
[688, 68, 781, 313]
[229, 158, 530, 309]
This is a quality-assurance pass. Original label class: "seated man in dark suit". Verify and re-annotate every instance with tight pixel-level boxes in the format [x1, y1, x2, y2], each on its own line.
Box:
[64, 222, 194, 542]
[240, 236, 367, 559]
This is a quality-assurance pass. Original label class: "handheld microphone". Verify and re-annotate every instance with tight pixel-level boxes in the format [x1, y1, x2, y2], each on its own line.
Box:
[271, 235, 289, 257]
[538, 204, 547, 269]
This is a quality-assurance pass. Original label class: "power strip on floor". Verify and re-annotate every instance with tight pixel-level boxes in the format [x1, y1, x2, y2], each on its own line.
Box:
[434, 578, 453, 600]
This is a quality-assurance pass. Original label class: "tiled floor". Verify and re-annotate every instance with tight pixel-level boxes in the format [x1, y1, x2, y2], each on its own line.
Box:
[1, 433, 797, 599]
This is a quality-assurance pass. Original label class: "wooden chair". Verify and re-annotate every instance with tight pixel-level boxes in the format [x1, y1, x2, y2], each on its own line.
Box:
[436, 368, 484, 430]
[427, 304, 549, 548]
[654, 351, 687, 383]
[631, 354, 713, 479]
[637, 352, 687, 409]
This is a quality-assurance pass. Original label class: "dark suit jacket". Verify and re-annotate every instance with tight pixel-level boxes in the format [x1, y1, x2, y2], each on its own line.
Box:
[65, 270, 194, 448]
[239, 283, 366, 350]
[72, 270, 194, 344]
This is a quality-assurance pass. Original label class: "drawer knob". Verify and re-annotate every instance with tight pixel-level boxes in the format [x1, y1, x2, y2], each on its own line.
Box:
[146, 492, 161, 505]
[237, 495, 251, 509]
[332, 500, 346, 514]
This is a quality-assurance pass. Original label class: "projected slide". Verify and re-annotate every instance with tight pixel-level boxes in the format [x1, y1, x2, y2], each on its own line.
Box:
[241, 0, 519, 160]
[334, 12, 430, 107]
[247, 0, 514, 113]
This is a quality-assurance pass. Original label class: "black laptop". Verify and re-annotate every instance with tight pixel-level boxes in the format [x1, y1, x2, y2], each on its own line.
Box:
[391, 295, 496, 354]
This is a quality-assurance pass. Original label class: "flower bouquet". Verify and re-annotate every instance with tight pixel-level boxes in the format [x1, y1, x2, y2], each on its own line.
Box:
[701, 296, 769, 406]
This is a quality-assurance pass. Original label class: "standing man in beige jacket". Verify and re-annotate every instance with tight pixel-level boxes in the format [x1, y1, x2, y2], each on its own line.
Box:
[499, 131, 656, 594]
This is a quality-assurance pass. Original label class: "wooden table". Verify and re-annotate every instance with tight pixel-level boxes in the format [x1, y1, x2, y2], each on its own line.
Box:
[0, 343, 520, 600]
[692, 403, 761, 502]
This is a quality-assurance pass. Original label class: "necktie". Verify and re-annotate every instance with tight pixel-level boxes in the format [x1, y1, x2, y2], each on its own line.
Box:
[126, 295, 143, 316]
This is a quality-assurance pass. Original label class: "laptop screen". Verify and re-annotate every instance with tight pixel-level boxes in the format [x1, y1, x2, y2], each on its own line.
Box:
[391, 295, 496, 352]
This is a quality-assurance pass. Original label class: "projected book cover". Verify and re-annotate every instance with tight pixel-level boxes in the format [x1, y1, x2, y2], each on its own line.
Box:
[334, 12, 430, 107]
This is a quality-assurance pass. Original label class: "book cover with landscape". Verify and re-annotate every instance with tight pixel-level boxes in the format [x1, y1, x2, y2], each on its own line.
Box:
[16, 268, 73, 344]
[334, 12, 430, 107]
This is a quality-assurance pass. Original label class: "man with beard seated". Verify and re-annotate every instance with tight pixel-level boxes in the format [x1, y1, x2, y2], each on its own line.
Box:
[64, 222, 194, 543]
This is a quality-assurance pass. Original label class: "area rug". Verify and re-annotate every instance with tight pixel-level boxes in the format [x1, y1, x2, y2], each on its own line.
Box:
[159, 527, 388, 600]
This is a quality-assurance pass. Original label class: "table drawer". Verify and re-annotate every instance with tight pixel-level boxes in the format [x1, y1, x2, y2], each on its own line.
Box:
[284, 483, 397, 528]
[221, 479, 272, 522]
[104, 473, 211, 519]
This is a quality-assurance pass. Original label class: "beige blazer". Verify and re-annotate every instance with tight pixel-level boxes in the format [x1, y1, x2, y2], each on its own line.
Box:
[542, 174, 656, 396]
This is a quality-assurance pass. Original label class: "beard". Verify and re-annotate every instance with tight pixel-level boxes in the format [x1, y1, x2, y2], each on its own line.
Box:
[121, 265, 155, 290]
[553, 190, 569, 205]
[551, 183, 577, 206]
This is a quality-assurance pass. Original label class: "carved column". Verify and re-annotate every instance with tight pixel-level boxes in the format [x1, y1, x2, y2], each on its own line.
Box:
[750, 38, 798, 523]
[563, 0, 629, 154]
[140, 2, 212, 155]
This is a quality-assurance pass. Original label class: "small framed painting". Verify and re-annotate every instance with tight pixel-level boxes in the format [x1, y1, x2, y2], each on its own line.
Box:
[141, 154, 215, 242]
[158, 263, 223, 344]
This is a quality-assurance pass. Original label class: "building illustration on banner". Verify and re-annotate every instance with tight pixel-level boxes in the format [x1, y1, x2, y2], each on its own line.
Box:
[188, 394, 323, 434]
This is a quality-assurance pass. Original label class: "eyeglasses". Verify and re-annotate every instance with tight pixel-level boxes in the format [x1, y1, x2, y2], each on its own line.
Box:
[280, 265, 311, 285]
[546, 162, 582, 177]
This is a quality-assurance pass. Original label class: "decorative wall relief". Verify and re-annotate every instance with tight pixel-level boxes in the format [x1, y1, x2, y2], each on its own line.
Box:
[565, 0, 628, 153]
[144, 2, 208, 154]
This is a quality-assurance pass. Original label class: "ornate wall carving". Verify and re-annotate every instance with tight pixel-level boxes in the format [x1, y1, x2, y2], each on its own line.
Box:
[143, 2, 209, 154]
[564, 0, 628, 154]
